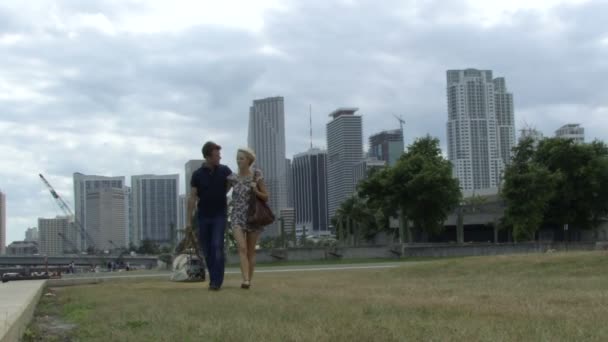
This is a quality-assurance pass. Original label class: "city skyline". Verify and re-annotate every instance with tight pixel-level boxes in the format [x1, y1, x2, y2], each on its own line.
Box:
[3, 1, 608, 243]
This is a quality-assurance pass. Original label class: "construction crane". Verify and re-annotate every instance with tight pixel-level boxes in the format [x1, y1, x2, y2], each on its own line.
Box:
[394, 114, 405, 135]
[108, 239, 131, 269]
[58, 232, 79, 254]
[39, 173, 96, 253]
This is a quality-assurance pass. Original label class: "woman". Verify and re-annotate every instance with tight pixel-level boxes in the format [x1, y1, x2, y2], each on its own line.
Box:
[228, 147, 269, 289]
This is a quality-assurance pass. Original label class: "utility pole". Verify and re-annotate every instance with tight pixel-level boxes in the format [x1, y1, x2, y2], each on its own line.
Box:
[309, 104, 313, 149]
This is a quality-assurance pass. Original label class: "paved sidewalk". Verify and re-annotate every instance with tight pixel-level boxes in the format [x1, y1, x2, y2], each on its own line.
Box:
[0, 280, 46, 342]
[49, 262, 408, 286]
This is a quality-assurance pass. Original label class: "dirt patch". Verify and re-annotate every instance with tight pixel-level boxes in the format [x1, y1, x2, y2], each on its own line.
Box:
[22, 289, 77, 342]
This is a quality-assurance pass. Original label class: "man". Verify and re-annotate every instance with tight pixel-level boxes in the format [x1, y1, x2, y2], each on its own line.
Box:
[186, 141, 232, 290]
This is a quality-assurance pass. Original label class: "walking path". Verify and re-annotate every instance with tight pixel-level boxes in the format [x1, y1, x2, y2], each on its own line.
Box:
[0, 280, 46, 342]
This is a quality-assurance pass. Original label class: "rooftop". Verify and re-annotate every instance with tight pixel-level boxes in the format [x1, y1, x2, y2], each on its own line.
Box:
[329, 107, 359, 119]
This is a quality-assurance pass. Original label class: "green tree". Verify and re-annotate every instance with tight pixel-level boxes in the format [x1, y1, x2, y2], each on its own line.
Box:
[502, 138, 558, 241]
[399, 136, 461, 236]
[359, 136, 461, 242]
[502, 137, 608, 240]
[534, 138, 608, 231]
[358, 168, 397, 240]
[336, 194, 386, 245]
[137, 239, 160, 255]
[333, 196, 356, 245]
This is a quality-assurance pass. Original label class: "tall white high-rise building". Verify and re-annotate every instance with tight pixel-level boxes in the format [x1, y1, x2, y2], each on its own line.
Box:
[292, 148, 330, 236]
[73, 173, 125, 250]
[446, 69, 516, 191]
[86, 188, 128, 251]
[248, 96, 287, 237]
[0, 190, 5, 255]
[185, 160, 204, 197]
[131, 174, 179, 246]
[25, 227, 39, 242]
[38, 216, 69, 256]
[493, 77, 516, 166]
[555, 124, 584, 144]
[326, 108, 364, 221]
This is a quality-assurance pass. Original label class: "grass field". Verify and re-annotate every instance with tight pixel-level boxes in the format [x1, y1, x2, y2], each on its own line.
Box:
[25, 252, 608, 341]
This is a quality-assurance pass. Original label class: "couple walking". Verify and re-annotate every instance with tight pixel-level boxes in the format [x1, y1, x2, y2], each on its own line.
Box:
[186, 141, 270, 291]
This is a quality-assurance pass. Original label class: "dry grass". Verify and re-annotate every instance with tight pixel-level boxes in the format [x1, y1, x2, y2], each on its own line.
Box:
[27, 252, 608, 341]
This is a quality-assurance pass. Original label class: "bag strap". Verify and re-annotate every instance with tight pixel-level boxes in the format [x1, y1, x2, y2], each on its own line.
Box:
[252, 168, 261, 184]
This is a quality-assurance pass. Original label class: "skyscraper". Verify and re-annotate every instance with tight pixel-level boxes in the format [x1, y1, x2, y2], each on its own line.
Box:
[185, 160, 204, 197]
[125, 186, 134, 247]
[352, 157, 387, 189]
[86, 188, 128, 251]
[279, 208, 296, 240]
[25, 227, 39, 242]
[131, 174, 179, 246]
[0, 190, 5, 255]
[177, 194, 187, 242]
[326, 108, 364, 221]
[286, 158, 294, 208]
[446, 69, 516, 191]
[38, 216, 69, 256]
[248, 96, 287, 237]
[369, 129, 404, 167]
[73, 173, 125, 250]
[494, 77, 516, 166]
[555, 124, 584, 144]
[292, 148, 330, 236]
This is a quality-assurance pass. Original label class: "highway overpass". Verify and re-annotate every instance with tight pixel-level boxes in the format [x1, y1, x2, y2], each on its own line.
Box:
[0, 255, 159, 268]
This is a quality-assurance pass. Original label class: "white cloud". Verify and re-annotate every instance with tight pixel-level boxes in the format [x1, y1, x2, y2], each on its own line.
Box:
[1, 0, 608, 244]
[0, 33, 24, 45]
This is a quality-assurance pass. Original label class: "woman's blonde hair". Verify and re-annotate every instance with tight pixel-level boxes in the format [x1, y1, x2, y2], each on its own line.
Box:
[237, 147, 256, 166]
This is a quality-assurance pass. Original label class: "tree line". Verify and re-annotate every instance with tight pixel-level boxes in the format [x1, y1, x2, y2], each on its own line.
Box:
[333, 135, 608, 244]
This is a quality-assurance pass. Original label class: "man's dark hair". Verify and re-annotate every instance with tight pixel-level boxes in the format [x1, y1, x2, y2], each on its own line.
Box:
[202, 141, 222, 158]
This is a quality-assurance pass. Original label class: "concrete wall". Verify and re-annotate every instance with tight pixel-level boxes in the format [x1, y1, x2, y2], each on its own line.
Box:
[400, 242, 597, 257]
[227, 242, 600, 263]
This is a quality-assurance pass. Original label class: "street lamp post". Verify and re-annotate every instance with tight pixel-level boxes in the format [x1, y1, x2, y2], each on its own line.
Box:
[279, 216, 285, 249]
[564, 223, 569, 251]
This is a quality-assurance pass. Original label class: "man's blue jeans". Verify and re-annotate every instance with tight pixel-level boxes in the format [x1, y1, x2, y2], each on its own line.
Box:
[198, 214, 226, 288]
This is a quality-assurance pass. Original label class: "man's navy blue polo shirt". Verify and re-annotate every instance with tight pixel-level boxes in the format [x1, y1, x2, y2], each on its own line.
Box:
[190, 163, 233, 218]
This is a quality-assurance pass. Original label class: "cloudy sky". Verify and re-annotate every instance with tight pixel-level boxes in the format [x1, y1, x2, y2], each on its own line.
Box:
[1, 0, 607, 244]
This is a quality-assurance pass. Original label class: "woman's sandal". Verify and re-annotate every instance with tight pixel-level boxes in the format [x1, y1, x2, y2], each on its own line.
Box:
[241, 280, 251, 289]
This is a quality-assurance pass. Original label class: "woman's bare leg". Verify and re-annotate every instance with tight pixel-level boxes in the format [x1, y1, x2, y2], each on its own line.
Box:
[232, 227, 249, 283]
[246, 230, 262, 282]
